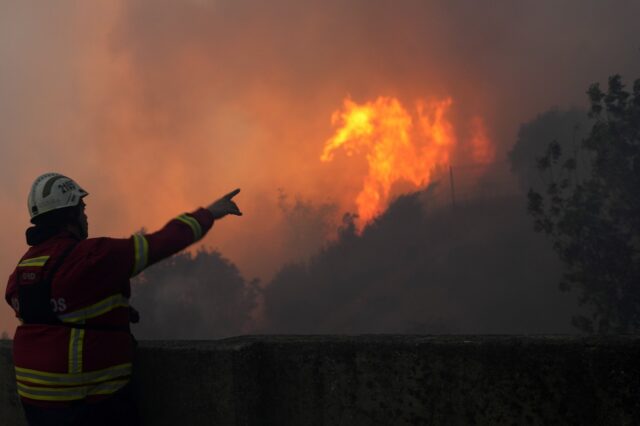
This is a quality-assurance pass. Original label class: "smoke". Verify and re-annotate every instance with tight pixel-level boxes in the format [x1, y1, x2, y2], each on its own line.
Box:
[1, 0, 639, 332]
[262, 191, 579, 334]
[131, 250, 258, 339]
[116, 105, 601, 336]
[509, 108, 591, 193]
[276, 191, 338, 263]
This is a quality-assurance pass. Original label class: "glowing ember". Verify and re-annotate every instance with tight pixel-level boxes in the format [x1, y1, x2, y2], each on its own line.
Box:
[321, 96, 493, 229]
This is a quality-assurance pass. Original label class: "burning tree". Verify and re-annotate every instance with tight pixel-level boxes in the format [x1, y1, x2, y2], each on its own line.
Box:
[528, 75, 640, 333]
[321, 96, 494, 231]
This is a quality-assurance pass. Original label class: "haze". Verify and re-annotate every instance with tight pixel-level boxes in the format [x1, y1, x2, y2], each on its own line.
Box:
[1, 0, 639, 334]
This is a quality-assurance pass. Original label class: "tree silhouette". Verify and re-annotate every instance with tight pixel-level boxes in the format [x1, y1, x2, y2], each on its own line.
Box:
[263, 191, 577, 334]
[131, 249, 259, 339]
[509, 108, 589, 193]
[528, 75, 640, 333]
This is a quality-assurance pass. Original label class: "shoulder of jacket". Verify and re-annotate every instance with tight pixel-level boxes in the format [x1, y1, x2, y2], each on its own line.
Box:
[74, 236, 131, 256]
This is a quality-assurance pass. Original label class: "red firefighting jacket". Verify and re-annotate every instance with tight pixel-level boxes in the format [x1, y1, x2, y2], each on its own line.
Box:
[5, 208, 214, 405]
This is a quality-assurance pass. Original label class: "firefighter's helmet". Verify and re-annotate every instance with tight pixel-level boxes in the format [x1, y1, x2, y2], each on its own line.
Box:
[27, 173, 88, 219]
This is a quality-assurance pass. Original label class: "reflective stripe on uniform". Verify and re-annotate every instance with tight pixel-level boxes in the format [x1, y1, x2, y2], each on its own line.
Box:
[56, 293, 130, 376]
[15, 363, 132, 387]
[16, 378, 129, 402]
[131, 234, 149, 276]
[68, 328, 85, 374]
[175, 214, 203, 241]
[57, 294, 129, 323]
[17, 256, 50, 267]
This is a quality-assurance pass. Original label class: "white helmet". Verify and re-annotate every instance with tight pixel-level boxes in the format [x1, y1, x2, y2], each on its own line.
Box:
[28, 173, 88, 220]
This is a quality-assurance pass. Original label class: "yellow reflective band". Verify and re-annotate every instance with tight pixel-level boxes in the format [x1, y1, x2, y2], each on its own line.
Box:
[18, 256, 50, 267]
[131, 234, 149, 276]
[58, 294, 129, 323]
[176, 214, 203, 241]
[17, 378, 129, 402]
[15, 363, 132, 387]
[68, 328, 84, 374]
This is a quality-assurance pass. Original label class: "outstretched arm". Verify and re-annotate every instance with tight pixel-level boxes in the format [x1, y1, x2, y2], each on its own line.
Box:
[130, 189, 242, 276]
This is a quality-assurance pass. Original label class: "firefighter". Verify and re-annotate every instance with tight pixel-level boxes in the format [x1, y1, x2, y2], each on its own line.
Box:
[5, 172, 242, 426]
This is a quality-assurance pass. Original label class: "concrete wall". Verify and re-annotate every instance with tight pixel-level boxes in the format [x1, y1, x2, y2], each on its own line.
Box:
[2, 336, 640, 425]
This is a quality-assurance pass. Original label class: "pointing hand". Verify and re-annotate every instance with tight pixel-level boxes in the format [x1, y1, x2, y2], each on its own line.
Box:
[207, 189, 242, 220]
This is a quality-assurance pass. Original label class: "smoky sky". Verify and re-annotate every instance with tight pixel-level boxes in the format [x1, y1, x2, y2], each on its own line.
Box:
[1, 0, 639, 332]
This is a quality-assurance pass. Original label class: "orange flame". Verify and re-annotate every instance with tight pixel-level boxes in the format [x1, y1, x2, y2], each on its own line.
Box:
[322, 96, 493, 228]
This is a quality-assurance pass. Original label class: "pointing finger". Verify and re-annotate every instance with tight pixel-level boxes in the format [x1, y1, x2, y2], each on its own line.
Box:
[225, 188, 241, 200]
[229, 203, 242, 216]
